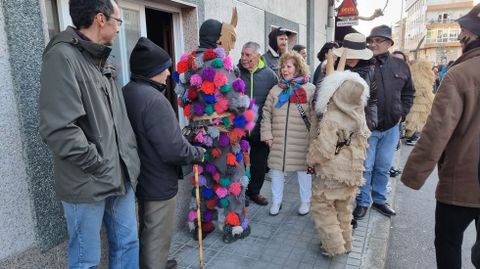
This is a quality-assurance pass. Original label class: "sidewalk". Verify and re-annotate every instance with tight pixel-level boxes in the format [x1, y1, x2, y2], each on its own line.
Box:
[170, 157, 400, 269]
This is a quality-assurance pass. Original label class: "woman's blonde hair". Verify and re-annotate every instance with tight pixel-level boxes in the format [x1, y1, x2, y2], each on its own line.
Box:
[279, 50, 310, 77]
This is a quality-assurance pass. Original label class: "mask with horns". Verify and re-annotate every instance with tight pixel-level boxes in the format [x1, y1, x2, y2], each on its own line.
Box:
[217, 7, 238, 54]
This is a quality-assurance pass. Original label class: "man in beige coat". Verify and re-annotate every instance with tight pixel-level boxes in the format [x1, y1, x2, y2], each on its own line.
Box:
[401, 4, 480, 269]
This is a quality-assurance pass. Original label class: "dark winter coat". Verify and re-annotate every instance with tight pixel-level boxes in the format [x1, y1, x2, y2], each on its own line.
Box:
[401, 47, 480, 208]
[347, 62, 378, 131]
[238, 57, 278, 140]
[123, 77, 203, 201]
[263, 48, 281, 74]
[373, 52, 415, 131]
[39, 27, 140, 203]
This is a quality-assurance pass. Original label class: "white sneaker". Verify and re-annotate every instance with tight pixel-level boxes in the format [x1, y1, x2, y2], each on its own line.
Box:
[269, 203, 282, 216]
[298, 202, 310, 216]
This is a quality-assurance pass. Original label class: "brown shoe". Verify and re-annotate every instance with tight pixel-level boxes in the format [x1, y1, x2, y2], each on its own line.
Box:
[249, 194, 269, 206]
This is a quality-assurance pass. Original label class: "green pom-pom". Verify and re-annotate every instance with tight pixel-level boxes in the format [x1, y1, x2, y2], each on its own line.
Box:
[205, 104, 214, 115]
[246, 170, 251, 179]
[211, 58, 224, 68]
[222, 117, 231, 128]
[204, 152, 210, 162]
[220, 198, 230, 208]
[220, 84, 231, 94]
[191, 187, 197, 198]
[220, 177, 231, 188]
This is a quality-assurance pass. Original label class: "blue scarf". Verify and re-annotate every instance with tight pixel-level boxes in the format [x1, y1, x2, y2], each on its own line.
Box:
[275, 76, 308, 108]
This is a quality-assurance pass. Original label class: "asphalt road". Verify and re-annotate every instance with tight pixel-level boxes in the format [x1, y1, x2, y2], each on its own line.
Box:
[386, 145, 476, 269]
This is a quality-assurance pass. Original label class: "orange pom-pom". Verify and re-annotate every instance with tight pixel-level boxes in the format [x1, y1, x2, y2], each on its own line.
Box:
[228, 131, 240, 145]
[200, 81, 216, 95]
[243, 109, 255, 122]
[229, 181, 242, 197]
[211, 148, 222, 158]
[225, 211, 240, 226]
[243, 152, 250, 165]
[183, 104, 192, 119]
[214, 97, 229, 114]
[227, 153, 237, 166]
[176, 60, 189, 74]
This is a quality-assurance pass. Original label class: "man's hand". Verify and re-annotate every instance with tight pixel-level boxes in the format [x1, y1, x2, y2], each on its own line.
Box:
[265, 139, 273, 148]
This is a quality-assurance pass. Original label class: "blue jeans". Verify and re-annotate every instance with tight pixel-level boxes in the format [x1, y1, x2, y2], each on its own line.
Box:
[356, 124, 399, 207]
[62, 183, 139, 269]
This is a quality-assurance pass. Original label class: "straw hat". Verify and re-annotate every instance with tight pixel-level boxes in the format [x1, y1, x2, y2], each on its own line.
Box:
[333, 33, 373, 60]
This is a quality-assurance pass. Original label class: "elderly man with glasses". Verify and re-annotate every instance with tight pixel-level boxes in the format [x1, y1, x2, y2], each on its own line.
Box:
[353, 25, 415, 220]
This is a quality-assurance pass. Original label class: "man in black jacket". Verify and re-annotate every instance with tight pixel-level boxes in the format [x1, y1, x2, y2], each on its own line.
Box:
[263, 27, 291, 74]
[353, 25, 415, 219]
[123, 37, 204, 269]
[238, 41, 278, 206]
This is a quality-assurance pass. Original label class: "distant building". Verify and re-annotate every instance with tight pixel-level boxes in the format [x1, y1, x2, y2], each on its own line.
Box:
[400, 0, 480, 64]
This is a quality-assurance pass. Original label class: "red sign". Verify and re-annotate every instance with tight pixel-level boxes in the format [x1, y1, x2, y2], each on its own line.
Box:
[337, 0, 359, 17]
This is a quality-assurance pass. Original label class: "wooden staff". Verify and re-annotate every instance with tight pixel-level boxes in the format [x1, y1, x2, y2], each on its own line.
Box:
[194, 164, 204, 269]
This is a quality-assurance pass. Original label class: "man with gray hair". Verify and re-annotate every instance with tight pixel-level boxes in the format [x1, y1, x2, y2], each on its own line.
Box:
[238, 41, 278, 206]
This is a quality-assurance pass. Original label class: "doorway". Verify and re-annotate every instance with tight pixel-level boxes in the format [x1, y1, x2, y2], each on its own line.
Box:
[145, 8, 178, 115]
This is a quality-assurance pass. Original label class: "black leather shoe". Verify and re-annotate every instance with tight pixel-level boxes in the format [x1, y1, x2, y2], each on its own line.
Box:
[372, 203, 396, 217]
[166, 259, 177, 269]
[353, 206, 368, 220]
[249, 194, 269, 206]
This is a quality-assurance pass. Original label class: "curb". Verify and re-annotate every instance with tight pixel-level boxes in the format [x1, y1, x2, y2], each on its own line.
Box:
[347, 149, 402, 269]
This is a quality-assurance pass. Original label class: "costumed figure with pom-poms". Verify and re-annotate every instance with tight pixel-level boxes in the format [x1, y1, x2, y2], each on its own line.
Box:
[174, 8, 255, 243]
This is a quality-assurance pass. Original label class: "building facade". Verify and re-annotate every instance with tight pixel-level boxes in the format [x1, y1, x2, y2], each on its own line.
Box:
[0, 0, 333, 267]
[400, 0, 480, 64]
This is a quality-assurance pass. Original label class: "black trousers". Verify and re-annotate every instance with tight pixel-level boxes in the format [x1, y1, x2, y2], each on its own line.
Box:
[435, 201, 480, 269]
[246, 138, 269, 197]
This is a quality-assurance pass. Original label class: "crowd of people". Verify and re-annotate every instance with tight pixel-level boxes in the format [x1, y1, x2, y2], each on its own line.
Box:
[37, 0, 480, 268]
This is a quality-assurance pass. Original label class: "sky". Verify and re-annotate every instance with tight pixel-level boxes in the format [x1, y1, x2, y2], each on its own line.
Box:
[354, 0, 404, 36]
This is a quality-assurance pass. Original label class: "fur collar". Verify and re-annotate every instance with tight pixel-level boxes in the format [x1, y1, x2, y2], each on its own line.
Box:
[268, 46, 280, 58]
[315, 70, 369, 114]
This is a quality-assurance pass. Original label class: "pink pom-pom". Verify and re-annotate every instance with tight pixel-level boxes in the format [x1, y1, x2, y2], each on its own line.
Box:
[194, 132, 204, 143]
[216, 187, 228, 198]
[223, 56, 233, 71]
[212, 172, 221, 182]
[188, 210, 197, 221]
[229, 181, 242, 197]
[214, 97, 229, 114]
[245, 121, 255, 131]
[214, 72, 228, 88]
[197, 165, 204, 174]
[180, 53, 190, 62]
[190, 74, 203, 87]
[243, 110, 255, 122]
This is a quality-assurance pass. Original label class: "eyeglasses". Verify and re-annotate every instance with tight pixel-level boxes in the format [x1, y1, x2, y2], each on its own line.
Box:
[109, 15, 123, 26]
[367, 38, 387, 45]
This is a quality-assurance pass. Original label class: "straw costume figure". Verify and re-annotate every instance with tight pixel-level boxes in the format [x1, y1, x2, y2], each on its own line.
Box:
[307, 50, 371, 256]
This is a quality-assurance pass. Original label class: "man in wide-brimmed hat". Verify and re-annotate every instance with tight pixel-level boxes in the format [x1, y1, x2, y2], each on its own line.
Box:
[353, 25, 415, 220]
[401, 4, 480, 269]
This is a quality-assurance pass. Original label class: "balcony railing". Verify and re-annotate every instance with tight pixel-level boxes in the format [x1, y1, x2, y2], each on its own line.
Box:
[427, 18, 457, 24]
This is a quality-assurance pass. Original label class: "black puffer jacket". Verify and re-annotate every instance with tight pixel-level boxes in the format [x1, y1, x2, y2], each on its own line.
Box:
[123, 77, 203, 201]
[238, 57, 278, 140]
[347, 61, 378, 131]
[373, 52, 415, 131]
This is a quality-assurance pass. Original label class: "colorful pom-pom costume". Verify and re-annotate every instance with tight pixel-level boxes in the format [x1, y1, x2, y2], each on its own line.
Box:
[174, 17, 255, 243]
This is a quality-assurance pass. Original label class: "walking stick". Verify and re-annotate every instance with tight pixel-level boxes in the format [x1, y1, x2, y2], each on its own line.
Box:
[194, 164, 205, 269]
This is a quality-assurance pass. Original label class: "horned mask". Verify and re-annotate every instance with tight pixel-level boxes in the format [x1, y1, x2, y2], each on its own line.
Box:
[217, 8, 238, 54]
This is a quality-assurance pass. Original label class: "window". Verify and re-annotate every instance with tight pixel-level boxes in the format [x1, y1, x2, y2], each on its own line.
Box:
[44, 0, 60, 40]
[449, 29, 459, 42]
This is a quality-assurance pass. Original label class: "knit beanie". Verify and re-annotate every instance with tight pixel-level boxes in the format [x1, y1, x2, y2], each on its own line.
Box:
[268, 27, 291, 53]
[130, 37, 172, 78]
[199, 19, 222, 49]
